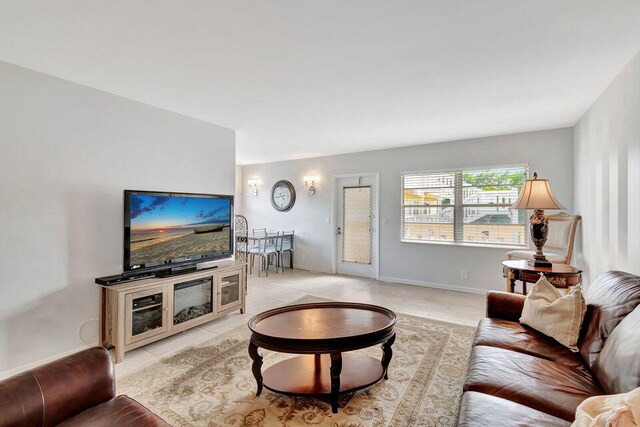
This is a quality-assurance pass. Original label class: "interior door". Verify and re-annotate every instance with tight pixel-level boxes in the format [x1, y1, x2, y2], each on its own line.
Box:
[336, 175, 377, 278]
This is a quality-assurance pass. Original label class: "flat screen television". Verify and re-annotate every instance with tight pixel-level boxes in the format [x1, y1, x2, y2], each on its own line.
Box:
[123, 190, 234, 274]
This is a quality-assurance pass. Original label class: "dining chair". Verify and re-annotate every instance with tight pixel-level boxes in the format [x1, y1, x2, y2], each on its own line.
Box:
[274, 233, 285, 273]
[263, 232, 280, 275]
[248, 228, 266, 257]
[278, 230, 294, 270]
[249, 229, 265, 275]
[252, 228, 266, 236]
[249, 232, 279, 277]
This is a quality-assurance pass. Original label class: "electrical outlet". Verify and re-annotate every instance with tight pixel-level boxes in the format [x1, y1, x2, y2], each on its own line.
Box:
[460, 270, 468, 279]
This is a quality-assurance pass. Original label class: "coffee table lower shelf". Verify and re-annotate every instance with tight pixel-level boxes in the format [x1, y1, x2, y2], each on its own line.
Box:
[263, 353, 384, 396]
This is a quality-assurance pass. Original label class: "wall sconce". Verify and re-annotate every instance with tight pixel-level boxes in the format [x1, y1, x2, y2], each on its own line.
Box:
[247, 179, 261, 197]
[304, 176, 318, 196]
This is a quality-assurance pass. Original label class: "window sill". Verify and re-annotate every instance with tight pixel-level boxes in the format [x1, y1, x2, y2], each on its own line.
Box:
[400, 239, 528, 250]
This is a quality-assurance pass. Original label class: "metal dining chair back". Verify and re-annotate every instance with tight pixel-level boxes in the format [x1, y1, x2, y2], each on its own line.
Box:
[265, 232, 279, 250]
[281, 230, 294, 251]
[252, 228, 267, 237]
[249, 229, 267, 275]
[277, 230, 294, 271]
[275, 232, 285, 252]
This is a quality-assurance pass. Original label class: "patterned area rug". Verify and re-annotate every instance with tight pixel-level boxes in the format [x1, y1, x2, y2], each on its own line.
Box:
[118, 297, 475, 427]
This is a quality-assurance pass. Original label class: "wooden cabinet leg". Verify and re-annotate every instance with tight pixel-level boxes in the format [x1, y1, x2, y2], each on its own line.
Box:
[99, 288, 107, 347]
[114, 345, 124, 364]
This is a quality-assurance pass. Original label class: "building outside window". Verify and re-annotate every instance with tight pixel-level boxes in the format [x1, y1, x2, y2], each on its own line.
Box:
[401, 166, 528, 247]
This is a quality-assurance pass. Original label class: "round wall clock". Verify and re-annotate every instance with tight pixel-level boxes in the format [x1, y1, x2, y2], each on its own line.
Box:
[271, 180, 296, 212]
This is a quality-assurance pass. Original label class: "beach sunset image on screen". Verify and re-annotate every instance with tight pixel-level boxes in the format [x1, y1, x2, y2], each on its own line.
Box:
[129, 194, 231, 266]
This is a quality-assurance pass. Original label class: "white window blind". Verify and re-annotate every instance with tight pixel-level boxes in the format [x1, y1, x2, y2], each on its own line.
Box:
[402, 166, 528, 247]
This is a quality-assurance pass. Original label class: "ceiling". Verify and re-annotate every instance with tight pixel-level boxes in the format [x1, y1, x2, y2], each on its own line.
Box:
[1, 1, 639, 165]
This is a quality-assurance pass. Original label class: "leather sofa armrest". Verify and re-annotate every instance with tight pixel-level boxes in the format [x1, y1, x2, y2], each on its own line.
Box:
[486, 291, 526, 322]
[0, 347, 115, 427]
[0, 372, 45, 427]
[31, 347, 116, 425]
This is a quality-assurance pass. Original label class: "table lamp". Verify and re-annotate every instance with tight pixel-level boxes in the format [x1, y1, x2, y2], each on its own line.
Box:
[510, 172, 566, 268]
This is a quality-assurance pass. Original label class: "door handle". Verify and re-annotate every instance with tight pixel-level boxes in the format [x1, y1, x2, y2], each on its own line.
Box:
[336, 227, 342, 235]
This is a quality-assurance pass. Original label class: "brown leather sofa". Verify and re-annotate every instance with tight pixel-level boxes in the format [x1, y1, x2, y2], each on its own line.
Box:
[0, 347, 170, 427]
[456, 270, 640, 426]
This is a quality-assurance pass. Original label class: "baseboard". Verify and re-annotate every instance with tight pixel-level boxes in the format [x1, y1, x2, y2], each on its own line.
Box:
[291, 265, 333, 274]
[378, 275, 488, 295]
[286, 268, 489, 295]
[250, 265, 331, 275]
[0, 344, 95, 381]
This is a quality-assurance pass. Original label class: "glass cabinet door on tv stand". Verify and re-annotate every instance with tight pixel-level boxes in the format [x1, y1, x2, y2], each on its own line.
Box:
[217, 269, 243, 312]
[125, 288, 168, 345]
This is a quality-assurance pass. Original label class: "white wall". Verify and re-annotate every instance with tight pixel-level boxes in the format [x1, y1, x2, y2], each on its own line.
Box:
[574, 50, 640, 284]
[0, 61, 235, 376]
[241, 128, 574, 293]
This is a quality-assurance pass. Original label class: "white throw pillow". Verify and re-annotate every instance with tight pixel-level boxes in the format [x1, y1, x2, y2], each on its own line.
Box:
[519, 275, 586, 352]
[572, 387, 640, 427]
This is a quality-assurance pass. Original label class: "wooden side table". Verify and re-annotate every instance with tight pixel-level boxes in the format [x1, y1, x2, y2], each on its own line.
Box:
[502, 260, 582, 295]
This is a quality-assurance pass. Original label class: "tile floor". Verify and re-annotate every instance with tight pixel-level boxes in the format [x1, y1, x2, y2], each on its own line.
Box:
[115, 269, 486, 379]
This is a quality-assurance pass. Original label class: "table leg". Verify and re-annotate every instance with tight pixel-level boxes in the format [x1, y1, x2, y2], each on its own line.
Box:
[504, 269, 516, 293]
[314, 354, 321, 370]
[381, 332, 396, 380]
[248, 339, 263, 396]
[330, 352, 342, 413]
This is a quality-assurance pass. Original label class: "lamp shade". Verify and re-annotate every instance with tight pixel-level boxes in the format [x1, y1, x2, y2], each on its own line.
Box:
[510, 173, 565, 210]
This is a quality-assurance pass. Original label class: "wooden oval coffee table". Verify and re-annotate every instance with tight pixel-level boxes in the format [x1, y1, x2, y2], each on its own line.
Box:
[247, 302, 397, 413]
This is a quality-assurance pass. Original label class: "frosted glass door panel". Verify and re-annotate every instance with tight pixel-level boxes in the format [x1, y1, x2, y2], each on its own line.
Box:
[342, 186, 372, 264]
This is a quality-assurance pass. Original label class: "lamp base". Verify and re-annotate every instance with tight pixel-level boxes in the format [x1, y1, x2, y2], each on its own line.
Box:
[527, 257, 552, 268]
[528, 209, 552, 268]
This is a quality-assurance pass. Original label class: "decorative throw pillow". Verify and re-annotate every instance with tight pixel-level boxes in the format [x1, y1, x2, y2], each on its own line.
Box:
[519, 275, 586, 352]
[572, 387, 640, 427]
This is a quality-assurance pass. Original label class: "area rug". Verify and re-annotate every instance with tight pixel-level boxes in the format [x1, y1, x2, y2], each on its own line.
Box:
[118, 297, 475, 427]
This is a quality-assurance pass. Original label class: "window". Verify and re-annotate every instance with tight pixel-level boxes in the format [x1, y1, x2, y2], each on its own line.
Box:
[401, 166, 528, 247]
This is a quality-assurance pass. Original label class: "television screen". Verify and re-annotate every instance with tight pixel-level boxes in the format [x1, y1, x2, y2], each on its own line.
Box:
[123, 190, 233, 272]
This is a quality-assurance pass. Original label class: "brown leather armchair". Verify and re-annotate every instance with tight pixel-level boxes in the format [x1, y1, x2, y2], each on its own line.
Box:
[0, 347, 170, 427]
[456, 270, 640, 426]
